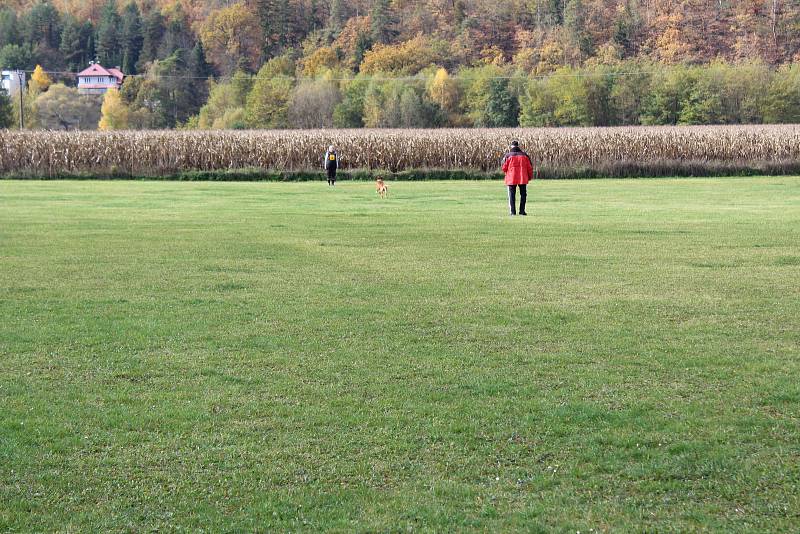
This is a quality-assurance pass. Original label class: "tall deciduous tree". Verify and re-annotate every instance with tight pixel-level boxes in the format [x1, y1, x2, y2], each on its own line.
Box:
[426, 68, 459, 113]
[158, 4, 194, 59]
[765, 63, 800, 123]
[288, 78, 341, 128]
[31, 64, 52, 90]
[33, 83, 101, 130]
[245, 56, 295, 127]
[194, 71, 252, 129]
[197, 3, 262, 75]
[519, 66, 589, 126]
[99, 87, 130, 129]
[333, 76, 368, 127]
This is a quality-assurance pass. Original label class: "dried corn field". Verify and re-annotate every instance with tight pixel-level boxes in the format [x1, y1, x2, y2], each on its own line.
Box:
[2, 126, 800, 178]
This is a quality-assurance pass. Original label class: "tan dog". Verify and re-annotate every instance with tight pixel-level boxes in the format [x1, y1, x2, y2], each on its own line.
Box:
[376, 177, 388, 199]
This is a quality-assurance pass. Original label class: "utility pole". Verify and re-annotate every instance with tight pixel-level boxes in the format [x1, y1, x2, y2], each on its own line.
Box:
[17, 71, 24, 129]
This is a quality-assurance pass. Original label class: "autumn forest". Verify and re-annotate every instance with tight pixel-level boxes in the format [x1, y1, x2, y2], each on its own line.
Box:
[1, 0, 800, 129]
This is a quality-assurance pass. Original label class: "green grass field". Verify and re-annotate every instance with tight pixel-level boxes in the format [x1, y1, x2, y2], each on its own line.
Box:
[1, 178, 799, 532]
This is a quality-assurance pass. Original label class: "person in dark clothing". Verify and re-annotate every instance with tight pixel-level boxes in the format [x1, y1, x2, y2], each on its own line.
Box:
[324, 145, 338, 186]
[501, 140, 534, 216]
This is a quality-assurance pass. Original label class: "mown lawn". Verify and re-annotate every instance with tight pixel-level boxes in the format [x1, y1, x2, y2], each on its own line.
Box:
[1, 178, 798, 532]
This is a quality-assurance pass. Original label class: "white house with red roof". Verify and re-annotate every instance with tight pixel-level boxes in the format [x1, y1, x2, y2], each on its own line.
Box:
[77, 62, 124, 95]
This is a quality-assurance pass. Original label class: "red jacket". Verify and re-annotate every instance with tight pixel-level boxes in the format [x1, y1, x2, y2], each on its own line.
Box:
[502, 149, 533, 185]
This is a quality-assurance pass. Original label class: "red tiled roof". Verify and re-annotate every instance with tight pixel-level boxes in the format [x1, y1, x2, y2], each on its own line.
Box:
[77, 63, 113, 77]
[107, 68, 124, 82]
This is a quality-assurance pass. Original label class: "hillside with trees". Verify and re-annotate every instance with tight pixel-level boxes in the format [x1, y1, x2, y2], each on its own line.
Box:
[1, 0, 800, 129]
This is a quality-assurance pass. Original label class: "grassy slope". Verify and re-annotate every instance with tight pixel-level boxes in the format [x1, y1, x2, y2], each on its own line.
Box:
[1, 179, 798, 532]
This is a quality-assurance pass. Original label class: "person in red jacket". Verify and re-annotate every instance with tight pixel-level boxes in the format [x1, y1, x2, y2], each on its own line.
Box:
[501, 140, 534, 216]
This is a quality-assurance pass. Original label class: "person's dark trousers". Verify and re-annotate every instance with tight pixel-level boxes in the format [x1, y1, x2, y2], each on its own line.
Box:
[327, 168, 336, 186]
[507, 184, 527, 215]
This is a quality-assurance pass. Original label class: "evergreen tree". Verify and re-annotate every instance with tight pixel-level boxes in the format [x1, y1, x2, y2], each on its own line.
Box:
[530, 0, 565, 26]
[60, 16, 94, 72]
[83, 22, 96, 63]
[256, 0, 286, 58]
[353, 34, 372, 72]
[97, 0, 122, 67]
[135, 50, 201, 127]
[190, 41, 212, 79]
[188, 41, 212, 110]
[308, 0, 321, 34]
[484, 77, 519, 127]
[0, 8, 20, 49]
[453, 0, 467, 27]
[548, 0, 566, 25]
[284, 0, 303, 50]
[138, 9, 164, 69]
[23, 1, 62, 50]
[0, 44, 33, 70]
[370, 0, 397, 45]
[613, 0, 640, 57]
[564, 0, 593, 59]
[256, 0, 303, 59]
[59, 17, 82, 72]
[120, 2, 143, 74]
[398, 86, 441, 127]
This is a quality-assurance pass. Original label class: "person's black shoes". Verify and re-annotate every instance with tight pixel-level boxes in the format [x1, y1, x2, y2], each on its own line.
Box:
[519, 212, 527, 216]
